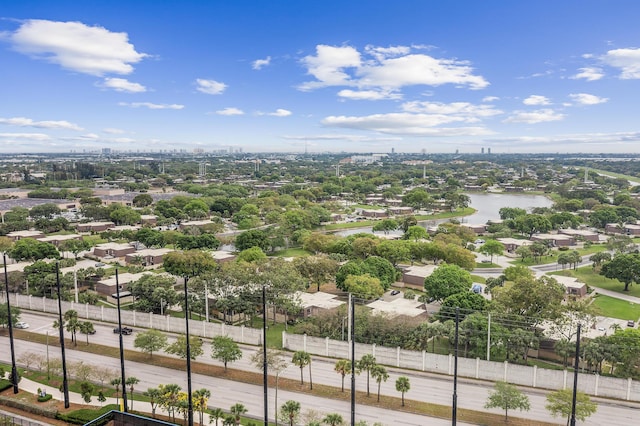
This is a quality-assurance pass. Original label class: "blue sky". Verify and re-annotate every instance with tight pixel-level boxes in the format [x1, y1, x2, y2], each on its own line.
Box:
[1, 1, 640, 154]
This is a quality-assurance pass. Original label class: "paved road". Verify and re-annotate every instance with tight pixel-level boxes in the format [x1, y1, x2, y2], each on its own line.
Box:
[5, 311, 640, 425]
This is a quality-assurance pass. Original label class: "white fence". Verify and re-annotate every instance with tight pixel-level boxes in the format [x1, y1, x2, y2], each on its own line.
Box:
[6, 292, 263, 346]
[283, 332, 640, 402]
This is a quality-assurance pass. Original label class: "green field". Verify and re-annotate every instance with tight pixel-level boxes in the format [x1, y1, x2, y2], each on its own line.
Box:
[554, 265, 640, 298]
[591, 294, 640, 321]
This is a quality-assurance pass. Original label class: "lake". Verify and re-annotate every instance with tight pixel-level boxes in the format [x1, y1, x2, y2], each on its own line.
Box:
[335, 192, 553, 236]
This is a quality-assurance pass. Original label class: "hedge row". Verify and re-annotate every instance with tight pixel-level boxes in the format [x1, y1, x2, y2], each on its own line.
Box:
[56, 404, 118, 424]
[0, 395, 58, 418]
[0, 380, 12, 392]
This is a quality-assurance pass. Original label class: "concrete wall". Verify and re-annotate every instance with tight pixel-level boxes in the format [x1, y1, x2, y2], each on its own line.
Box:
[282, 332, 638, 402]
[7, 292, 263, 346]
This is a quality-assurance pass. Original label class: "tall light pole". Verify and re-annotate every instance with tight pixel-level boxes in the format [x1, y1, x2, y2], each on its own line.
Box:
[55, 262, 70, 408]
[46, 330, 50, 380]
[452, 307, 459, 426]
[350, 293, 355, 426]
[183, 276, 194, 426]
[3, 254, 18, 394]
[570, 324, 582, 426]
[262, 284, 268, 426]
[115, 269, 128, 412]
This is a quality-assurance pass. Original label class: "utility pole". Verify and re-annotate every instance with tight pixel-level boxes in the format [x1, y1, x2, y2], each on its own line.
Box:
[570, 324, 582, 426]
[115, 270, 127, 412]
[56, 263, 70, 408]
[452, 308, 459, 425]
[350, 293, 355, 426]
[184, 276, 194, 426]
[263, 285, 268, 426]
[3, 254, 18, 394]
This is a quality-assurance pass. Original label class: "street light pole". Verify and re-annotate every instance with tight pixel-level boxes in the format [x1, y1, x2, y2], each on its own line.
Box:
[570, 324, 582, 426]
[350, 293, 355, 426]
[115, 269, 128, 412]
[183, 276, 194, 426]
[3, 254, 18, 394]
[56, 262, 70, 408]
[46, 330, 50, 380]
[452, 307, 459, 426]
[263, 284, 268, 426]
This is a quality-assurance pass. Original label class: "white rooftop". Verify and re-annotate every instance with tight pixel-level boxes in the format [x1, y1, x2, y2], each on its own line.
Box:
[296, 291, 345, 310]
[366, 298, 426, 318]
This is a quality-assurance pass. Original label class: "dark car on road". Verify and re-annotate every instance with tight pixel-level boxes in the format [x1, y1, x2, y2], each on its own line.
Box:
[113, 327, 133, 335]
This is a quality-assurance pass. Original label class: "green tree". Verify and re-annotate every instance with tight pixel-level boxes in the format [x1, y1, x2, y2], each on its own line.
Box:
[110, 206, 142, 225]
[292, 350, 312, 389]
[293, 255, 339, 292]
[230, 403, 247, 425]
[129, 274, 179, 313]
[132, 193, 154, 207]
[370, 364, 389, 402]
[210, 336, 242, 372]
[478, 240, 504, 263]
[165, 335, 204, 360]
[235, 229, 270, 252]
[322, 413, 344, 426]
[144, 387, 162, 418]
[209, 408, 225, 426]
[402, 188, 433, 209]
[484, 381, 530, 422]
[134, 329, 168, 358]
[600, 253, 640, 291]
[343, 274, 384, 300]
[0, 304, 20, 328]
[193, 388, 211, 426]
[236, 246, 267, 263]
[545, 389, 597, 426]
[372, 219, 398, 235]
[58, 239, 91, 259]
[280, 400, 301, 426]
[159, 383, 182, 422]
[8, 238, 59, 261]
[395, 376, 410, 407]
[423, 264, 472, 302]
[125, 377, 140, 410]
[164, 249, 219, 278]
[110, 378, 121, 407]
[492, 275, 565, 325]
[403, 225, 429, 241]
[79, 321, 95, 345]
[53, 309, 80, 346]
[356, 354, 377, 397]
[334, 359, 351, 392]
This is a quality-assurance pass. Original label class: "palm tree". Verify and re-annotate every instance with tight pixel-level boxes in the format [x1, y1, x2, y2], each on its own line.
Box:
[110, 378, 121, 406]
[370, 364, 389, 402]
[125, 377, 140, 410]
[209, 407, 225, 426]
[143, 387, 162, 418]
[291, 351, 312, 388]
[280, 400, 301, 426]
[159, 383, 181, 422]
[334, 359, 351, 392]
[230, 403, 247, 425]
[193, 388, 211, 426]
[395, 376, 410, 407]
[323, 413, 344, 425]
[356, 354, 376, 397]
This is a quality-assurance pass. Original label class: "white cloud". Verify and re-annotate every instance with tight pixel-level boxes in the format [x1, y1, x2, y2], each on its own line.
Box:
[523, 95, 551, 106]
[485, 131, 640, 148]
[401, 101, 502, 121]
[571, 67, 604, 81]
[0, 132, 51, 141]
[482, 96, 500, 102]
[321, 113, 492, 136]
[601, 48, 640, 79]
[504, 109, 565, 124]
[569, 93, 608, 105]
[103, 128, 125, 134]
[0, 117, 83, 130]
[337, 89, 402, 100]
[252, 56, 271, 70]
[299, 44, 488, 93]
[9, 19, 147, 75]
[268, 109, 292, 117]
[283, 134, 401, 143]
[216, 107, 244, 116]
[101, 77, 146, 93]
[119, 102, 184, 110]
[196, 78, 227, 95]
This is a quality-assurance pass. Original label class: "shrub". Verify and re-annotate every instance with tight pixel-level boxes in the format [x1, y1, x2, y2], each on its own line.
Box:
[37, 394, 53, 402]
[56, 404, 118, 424]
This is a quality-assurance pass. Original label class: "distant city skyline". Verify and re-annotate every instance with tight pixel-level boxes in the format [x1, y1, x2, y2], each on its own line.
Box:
[2, 1, 640, 154]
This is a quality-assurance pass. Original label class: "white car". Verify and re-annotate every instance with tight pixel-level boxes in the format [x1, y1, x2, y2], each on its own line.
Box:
[15, 322, 29, 329]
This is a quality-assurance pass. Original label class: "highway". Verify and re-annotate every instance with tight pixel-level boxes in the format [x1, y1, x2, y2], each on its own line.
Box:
[3, 310, 640, 425]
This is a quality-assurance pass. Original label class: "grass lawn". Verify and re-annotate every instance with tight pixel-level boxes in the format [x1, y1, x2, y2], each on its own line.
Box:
[553, 266, 640, 298]
[590, 294, 640, 321]
[271, 248, 311, 257]
[470, 275, 487, 284]
[474, 262, 500, 269]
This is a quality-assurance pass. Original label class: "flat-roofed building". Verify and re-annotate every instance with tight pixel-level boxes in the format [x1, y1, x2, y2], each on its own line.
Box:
[497, 237, 533, 253]
[553, 275, 587, 297]
[96, 272, 150, 295]
[93, 242, 136, 258]
[558, 228, 600, 242]
[125, 248, 174, 267]
[402, 265, 438, 286]
[531, 233, 576, 247]
[37, 233, 83, 247]
[366, 298, 427, 318]
[296, 291, 345, 318]
[6, 230, 45, 241]
[77, 221, 115, 233]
